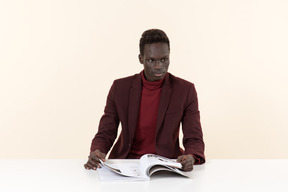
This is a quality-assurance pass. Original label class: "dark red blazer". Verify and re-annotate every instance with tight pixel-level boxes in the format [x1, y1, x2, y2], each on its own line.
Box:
[90, 72, 205, 164]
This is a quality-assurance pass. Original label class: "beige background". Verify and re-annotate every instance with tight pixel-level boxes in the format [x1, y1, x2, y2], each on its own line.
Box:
[0, 0, 287, 159]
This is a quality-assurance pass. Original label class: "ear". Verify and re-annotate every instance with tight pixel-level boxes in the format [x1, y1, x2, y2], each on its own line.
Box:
[138, 54, 144, 64]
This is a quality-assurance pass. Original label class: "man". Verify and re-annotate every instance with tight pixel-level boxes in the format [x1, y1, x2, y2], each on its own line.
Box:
[84, 29, 205, 171]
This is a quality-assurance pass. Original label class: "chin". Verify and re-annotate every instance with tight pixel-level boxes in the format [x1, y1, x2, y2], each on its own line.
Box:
[154, 76, 164, 81]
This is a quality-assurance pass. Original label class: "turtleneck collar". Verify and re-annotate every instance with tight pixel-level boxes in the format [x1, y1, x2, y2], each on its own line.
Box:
[141, 70, 166, 91]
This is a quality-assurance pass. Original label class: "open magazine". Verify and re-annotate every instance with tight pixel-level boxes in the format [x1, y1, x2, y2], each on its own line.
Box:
[98, 154, 190, 181]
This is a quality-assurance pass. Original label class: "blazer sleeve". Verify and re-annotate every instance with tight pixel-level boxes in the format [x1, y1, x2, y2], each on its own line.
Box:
[182, 84, 205, 164]
[90, 81, 120, 154]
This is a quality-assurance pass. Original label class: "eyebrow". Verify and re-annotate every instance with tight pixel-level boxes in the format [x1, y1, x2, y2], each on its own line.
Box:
[147, 55, 169, 59]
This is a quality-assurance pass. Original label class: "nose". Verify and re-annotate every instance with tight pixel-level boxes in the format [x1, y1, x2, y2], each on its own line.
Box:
[154, 60, 162, 69]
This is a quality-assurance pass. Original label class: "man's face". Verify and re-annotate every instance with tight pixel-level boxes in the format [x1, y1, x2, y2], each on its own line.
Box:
[139, 43, 170, 82]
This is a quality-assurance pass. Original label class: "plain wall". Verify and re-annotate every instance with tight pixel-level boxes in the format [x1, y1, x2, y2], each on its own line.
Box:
[1, 0, 288, 159]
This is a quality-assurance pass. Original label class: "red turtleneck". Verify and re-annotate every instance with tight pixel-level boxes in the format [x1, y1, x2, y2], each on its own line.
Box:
[128, 71, 165, 158]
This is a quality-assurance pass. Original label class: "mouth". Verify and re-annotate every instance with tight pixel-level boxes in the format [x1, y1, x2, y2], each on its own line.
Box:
[153, 72, 165, 77]
[154, 73, 164, 77]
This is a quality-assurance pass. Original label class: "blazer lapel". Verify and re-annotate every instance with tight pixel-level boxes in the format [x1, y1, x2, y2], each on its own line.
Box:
[156, 74, 173, 134]
[128, 74, 142, 142]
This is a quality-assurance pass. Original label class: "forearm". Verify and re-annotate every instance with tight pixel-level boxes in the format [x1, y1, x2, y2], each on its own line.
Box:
[90, 114, 119, 153]
[182, 84, 205, 164]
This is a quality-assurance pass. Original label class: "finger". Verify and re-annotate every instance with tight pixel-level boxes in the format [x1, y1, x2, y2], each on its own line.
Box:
[84, 162, 97, 170]
[182, 162, 193, 171]
[183, 165, 193, 171]
[179, 157, 189, 168]
[87, 158, 100, 168]
[84, 162, 98, 170]
[90, 154, 100, 162]
[84, 163, 90, 170]
[90, 152, 104, 163]
[182, 161, 193, 171]
[95, 151, 106, 161]
[99, 153, 106, 161]
[177, 155, 186, 163]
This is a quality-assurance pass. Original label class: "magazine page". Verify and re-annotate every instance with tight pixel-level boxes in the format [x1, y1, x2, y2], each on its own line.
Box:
[140, 154, 182, 169]
[139, 154, 190, 178]
[97, 166, 148, 182]
[147, 165, 189, 178]
[99, 159, 149, 180]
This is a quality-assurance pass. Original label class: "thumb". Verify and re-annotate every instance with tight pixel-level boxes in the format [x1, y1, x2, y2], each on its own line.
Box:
[177, 155, 185, 163]
[95, 150, 106, 160]
[98, 152, 106, 161]
[100, 152, 106, 159]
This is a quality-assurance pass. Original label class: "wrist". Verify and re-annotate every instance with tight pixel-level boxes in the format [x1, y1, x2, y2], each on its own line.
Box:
[190, 154, 196, 165]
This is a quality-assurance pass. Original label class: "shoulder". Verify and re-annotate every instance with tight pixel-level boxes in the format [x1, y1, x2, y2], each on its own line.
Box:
[114, 74, 138, 83]
[168, 73, 195, 88]
[112, 73, 140, 89]
[168, 73, 199, 105]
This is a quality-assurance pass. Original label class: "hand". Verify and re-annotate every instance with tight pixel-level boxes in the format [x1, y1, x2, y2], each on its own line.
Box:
[177, 154, 195, 171]
[84, 149, 106, 170]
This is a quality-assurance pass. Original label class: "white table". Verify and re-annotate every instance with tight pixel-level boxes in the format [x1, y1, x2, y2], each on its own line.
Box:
[0, 159, 287, 192]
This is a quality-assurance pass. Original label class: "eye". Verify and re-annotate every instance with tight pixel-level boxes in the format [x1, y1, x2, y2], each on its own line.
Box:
[148, 59, 153, 63]
[161, 58, 166, 62]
